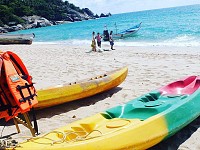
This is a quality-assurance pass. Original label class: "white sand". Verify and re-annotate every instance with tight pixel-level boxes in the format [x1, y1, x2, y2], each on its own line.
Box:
[0, 43, 200, 149]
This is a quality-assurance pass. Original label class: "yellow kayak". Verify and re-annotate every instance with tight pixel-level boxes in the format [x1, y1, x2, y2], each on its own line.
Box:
[8, 76, 200, 150]
[35, 67, 128, 109]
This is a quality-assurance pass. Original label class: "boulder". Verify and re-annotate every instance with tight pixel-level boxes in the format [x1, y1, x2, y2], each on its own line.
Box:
[94, 14, 100, 18]
[24, 22, 37, 29]
[100, 13, 112, 18]
[0, 27, 8, 33]
[35, 17, 52, 27]
[82, 8, 95, 18]
[17, 24, 24, 30]
[65, 15, 74, 22]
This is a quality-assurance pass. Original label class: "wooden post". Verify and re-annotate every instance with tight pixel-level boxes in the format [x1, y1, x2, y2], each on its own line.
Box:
[13, 112, 36, 137]
[13, 117, 20, 133]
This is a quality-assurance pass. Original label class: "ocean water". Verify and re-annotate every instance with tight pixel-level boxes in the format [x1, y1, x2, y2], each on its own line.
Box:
[13, 4, 200, 47]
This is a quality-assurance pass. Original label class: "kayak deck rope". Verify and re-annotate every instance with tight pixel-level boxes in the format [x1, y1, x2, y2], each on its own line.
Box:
[20, 130, 102, 145]
[5, 118, 132, 147]
[0, 130, 102, 148]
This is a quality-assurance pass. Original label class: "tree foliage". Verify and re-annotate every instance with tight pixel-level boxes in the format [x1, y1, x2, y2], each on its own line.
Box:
[0, 0, 84, 26]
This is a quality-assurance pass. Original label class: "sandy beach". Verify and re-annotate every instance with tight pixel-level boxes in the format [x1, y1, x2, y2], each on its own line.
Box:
[0, 43, 200, 149]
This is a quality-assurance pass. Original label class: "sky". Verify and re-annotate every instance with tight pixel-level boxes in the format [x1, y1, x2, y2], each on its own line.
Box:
[67, 0, 200, 15]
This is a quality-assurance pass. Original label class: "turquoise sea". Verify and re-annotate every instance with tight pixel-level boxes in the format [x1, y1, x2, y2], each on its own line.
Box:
[13, 4, 200, 46]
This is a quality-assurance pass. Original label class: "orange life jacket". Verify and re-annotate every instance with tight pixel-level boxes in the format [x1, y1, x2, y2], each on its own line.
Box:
[0, 51, 38, 121]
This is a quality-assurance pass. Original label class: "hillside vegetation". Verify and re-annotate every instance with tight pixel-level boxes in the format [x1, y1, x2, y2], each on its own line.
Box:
[0, 0, 95, 26]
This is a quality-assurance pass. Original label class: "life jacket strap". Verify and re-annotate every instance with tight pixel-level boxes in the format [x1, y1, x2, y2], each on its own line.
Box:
[16, 83, 37, 105]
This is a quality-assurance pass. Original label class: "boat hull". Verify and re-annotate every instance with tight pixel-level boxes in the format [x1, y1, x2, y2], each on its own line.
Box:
[0, 33, 34, 45]
[113, 28, 140, 38]
[0, 39, 32, 45]
[35, 67, 128, 109]
[103, 22, 142, 41]
[113, 22, 142, 39]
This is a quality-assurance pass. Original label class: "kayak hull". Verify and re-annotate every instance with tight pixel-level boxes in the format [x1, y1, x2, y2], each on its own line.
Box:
[35, 67, 128, 109]
[13, 76, 200, 150]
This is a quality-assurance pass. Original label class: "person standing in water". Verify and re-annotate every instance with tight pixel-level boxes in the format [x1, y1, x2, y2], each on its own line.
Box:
[109, 31, 115, 50]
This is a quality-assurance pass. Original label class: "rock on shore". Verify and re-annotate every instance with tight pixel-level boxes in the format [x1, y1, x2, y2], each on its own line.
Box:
[0, 10, 111, 33]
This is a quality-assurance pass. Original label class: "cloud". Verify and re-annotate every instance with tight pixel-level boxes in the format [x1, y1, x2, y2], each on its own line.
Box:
[67, 0, 200, 15]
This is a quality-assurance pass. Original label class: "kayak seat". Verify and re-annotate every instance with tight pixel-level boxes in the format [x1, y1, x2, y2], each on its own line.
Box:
[103, 92, 187, 120]
[159, 76, 198, 95]
[104, 103, 171, 120]
[181, 79, 200, 94]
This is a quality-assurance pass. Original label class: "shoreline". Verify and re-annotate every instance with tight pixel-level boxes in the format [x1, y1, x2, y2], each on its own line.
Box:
[31, 40, 200, 47]
[0, 44, 200, 149]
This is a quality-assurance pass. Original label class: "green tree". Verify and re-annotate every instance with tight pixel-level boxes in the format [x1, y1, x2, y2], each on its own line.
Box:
[0, 0, 92, 26]
[0, 5, 24, 26]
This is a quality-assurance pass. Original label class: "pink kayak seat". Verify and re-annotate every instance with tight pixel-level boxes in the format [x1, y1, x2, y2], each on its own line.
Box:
[159, 76, 200, 95]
